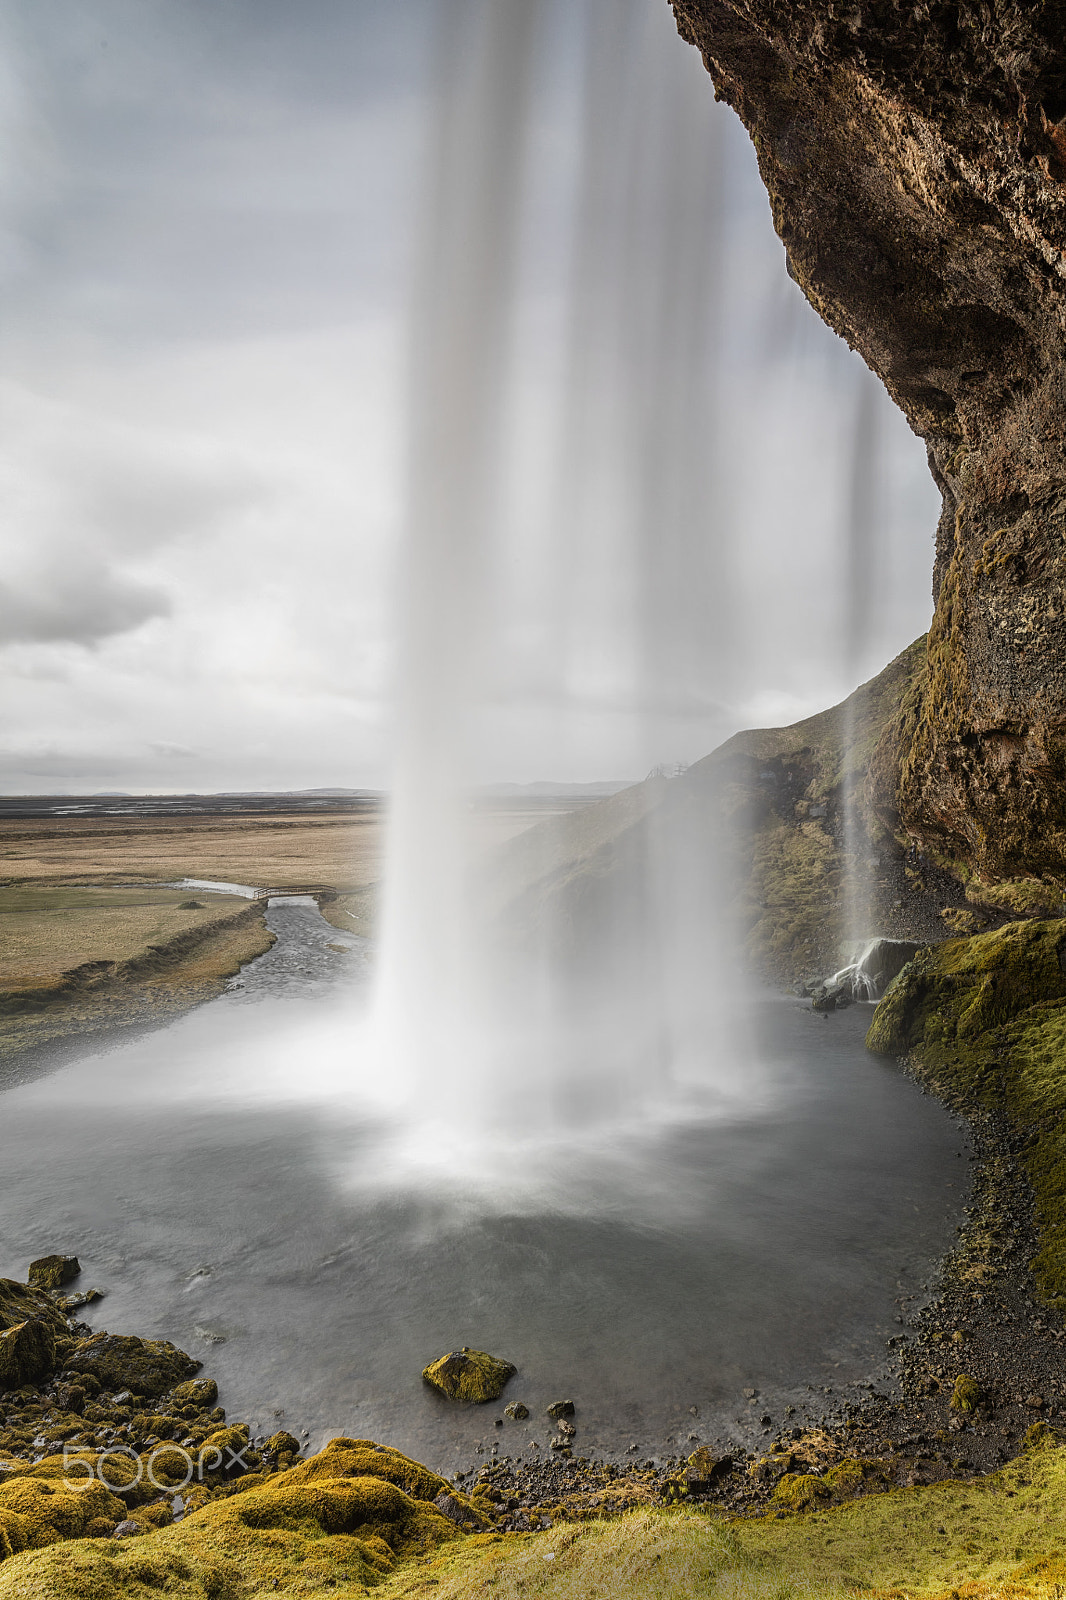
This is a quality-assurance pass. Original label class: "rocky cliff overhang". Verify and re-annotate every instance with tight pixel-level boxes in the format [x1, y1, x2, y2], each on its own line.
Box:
[672, 0, 1066, 886]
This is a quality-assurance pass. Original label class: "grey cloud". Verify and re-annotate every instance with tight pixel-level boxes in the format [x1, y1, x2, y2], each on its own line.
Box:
[149, 741, 195, 758]
[0, 567, 171, 645]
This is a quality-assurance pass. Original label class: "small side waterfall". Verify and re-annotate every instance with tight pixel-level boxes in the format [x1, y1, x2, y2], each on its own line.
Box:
[839, 366, 886, 968]
[811, 936, 922, 1011]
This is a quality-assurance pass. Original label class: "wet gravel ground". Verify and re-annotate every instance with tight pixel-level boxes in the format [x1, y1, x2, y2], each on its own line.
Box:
[444, 1080, 1066, 1527]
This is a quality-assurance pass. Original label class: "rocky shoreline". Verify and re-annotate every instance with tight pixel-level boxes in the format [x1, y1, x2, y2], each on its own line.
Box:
[432, 1058, 1063, 1530]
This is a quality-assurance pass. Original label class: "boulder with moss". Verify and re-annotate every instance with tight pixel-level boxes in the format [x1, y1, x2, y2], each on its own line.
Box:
[421, 1347, 516, 1403]
[0, 1321, 57, 1390]
[0, 1280, 68, 1340]
[26, 1257, 79, 1293]
[952, 1375, 982, 1415]
[65, 1331, 201, 1398]
[867, 921, 1066, 1057]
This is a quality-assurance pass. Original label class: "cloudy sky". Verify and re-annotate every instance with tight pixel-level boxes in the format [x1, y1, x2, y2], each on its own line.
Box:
[0, 0, 939, 794]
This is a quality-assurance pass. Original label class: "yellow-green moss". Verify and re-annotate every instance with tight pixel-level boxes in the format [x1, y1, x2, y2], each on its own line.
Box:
[773, 1471, 831, 1510]
[421, 1348, 516, 1404]
[951, 1375, 981, 1414]
[866, 920, 1066, 1056]
[0, 1437, 469, 1597]
[967, 879, 1065, 920]
[9, 1439, 1066, 1599]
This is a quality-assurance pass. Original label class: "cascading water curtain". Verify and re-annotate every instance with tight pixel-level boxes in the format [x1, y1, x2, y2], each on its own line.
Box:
[374, 0, 545, 1094]
[376, 0, 748, 1123]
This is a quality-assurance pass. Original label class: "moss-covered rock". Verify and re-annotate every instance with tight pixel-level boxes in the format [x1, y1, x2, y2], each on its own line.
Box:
[0, 1436, 467, 1595]
[0, 1281, 67, 1339]
[26, 1258, 79, 1293]
[65, 1333, 200, 1399]
[685, 1448, 730, 1490]
[421, 1348, 516, 1404]
[0, 1321, 56, 1390]
[168, 1378, 216, 1409]
[952, 1374, 982, 1414]
[866, 921, 1066, 1056]
[772, 1471, 830, 1510]
[0, 1466, 124, 1550]
[867, 918, 1066, 1305]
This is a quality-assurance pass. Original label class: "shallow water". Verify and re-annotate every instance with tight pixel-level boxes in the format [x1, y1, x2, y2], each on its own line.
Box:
[0, 898, 965, 1472]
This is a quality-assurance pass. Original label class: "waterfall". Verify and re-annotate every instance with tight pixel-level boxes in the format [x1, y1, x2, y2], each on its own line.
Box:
[372, 0, 742, 1128]
[839, 366, 884, 963]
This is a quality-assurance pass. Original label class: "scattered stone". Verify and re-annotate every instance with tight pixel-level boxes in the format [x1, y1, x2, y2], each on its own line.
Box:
[434, 1490, 478, 1526]
[112, 1520, 141, 1539]
[545, 1400, 575, 1419]
[56, 1289, 103, 1313]
[503, 1401, 529, 1420]
[422, 1348, 517, 1404]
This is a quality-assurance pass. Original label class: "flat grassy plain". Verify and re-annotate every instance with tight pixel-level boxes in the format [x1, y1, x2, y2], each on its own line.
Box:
[0, 885, 255, 991]
[0, 813, 384, 892]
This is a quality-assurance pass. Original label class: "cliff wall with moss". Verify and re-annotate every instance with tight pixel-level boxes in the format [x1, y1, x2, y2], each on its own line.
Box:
[670, 0, 1066, 896]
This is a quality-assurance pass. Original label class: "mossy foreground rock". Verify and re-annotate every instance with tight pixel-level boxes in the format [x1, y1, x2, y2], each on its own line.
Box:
[65, 1332, 201, 1398]
[0, 1320, 57, 1389]
[867, 919, 1066, 1304]
[0, 1280, 68, 1338]
[422, 1347, 516, 1403]
[27, 1257, 80, 1292]
[0, 1437, 473, 1595]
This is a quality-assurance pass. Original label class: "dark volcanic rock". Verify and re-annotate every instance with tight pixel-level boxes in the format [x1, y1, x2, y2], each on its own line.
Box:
[670, 0, 1066, 884]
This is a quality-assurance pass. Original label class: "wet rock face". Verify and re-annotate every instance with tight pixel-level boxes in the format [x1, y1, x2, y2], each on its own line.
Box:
[671, 0, 1066, 880]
